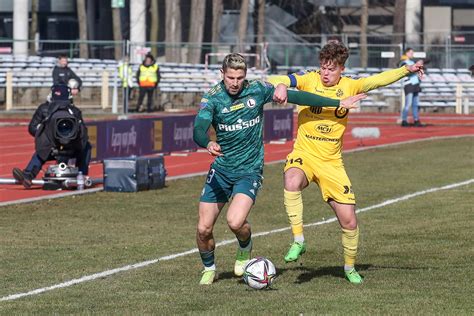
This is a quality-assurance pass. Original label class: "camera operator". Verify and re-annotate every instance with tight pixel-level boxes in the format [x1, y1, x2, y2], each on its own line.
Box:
[12, 85, 91, 188]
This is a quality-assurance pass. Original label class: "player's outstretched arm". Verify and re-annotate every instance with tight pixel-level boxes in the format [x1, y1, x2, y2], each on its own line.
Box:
[274, 84, 366, 109]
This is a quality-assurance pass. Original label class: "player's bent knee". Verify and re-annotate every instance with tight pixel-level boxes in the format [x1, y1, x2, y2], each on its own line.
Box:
[341, 219, 357, 230]
[284, 169, 307, 191]
[227, 219, 246, 233]
[197, 225, 213, 240]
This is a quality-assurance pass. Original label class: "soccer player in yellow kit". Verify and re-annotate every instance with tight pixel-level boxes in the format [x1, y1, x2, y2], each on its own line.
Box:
[269, 41, 424, 284]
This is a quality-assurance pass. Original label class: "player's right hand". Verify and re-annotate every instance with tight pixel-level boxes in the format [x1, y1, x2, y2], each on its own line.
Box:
[340, 93, 367, 109]
[273, 83, 288, 105]
[207, 141, 224, 157]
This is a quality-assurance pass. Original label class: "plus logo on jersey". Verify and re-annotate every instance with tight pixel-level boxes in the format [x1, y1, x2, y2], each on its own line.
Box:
[246, 98, 256, 108]
[217, 116, 261, 131]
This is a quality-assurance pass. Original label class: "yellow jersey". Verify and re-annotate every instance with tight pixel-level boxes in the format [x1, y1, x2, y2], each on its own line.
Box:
[268, 66, 410, 161]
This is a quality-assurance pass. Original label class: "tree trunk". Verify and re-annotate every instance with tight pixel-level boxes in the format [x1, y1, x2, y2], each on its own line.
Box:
[211, 0, 223, 54]
[359, 0, 368, 68]
[150, 0, 159, 57]
[112, 8, 122, 60]
[187, 0, 206, 64]
[76, 0, 88, 58]
[256, 0, 265, 68]
[29, 0, 38, 55]
[238, 0, 250, 53]
[165, 0, 182, 62]
[390, 0, 406, 67]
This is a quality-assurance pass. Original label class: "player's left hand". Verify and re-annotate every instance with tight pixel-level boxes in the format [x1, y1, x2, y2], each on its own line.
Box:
[273, 84, 288, 105]
[340, 93, 367, 109]
[406, 60, 424, 79]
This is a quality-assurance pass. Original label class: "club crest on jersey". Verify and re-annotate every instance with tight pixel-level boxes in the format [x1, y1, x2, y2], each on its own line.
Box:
[246, 98, 257, 108]
[336, 89, 344, 97]
[335, 106, 348, 118]
[316, 124, 332, 133]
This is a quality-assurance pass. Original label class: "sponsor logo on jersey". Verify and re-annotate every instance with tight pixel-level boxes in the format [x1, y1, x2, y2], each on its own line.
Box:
[221, 107, 230, 113]
[246, 98, 257, 108]
[335, 106, 348, 118]
[217, 116, 261, 132]
[230, 103, 245, 112]
[316, 124, 332, 134]
[336, 89, 344, 97]
[305, 134, 339, 143]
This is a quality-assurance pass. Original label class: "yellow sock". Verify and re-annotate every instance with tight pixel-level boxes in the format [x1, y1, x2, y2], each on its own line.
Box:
[284, 190, 304, 240]
[341, 226, 359, 268]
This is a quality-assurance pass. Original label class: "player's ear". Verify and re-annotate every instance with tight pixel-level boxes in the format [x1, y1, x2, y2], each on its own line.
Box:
[220, 69, 224, 79]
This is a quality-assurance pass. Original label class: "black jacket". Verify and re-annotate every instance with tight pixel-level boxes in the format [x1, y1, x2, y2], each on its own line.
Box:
[52, 66, 83, 89]
[31, 100, 88, 161]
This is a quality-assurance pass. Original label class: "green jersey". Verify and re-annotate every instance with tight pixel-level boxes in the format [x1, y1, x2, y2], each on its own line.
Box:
[196, 80, 275, 174]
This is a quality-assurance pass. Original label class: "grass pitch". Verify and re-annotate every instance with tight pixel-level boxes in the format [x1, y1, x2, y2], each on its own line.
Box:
[1, 137, 473, 314]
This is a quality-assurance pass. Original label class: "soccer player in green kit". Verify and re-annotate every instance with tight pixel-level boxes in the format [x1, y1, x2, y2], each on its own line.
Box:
[193, 53, 366, 285]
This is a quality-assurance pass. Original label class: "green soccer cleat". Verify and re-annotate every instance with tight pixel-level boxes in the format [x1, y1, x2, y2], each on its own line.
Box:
[199, 269, 216, 285]
[344, 268, 363, 284]
[284, 241, 306, 262]
[234, 248, 251, 277]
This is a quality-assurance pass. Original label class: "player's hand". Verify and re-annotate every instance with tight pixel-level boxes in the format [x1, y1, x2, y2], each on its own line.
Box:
[207, 141, 223, 157]
[406, 60, 424, 79]
[340, 93, 366, 109]
[273, 84, 288, 105]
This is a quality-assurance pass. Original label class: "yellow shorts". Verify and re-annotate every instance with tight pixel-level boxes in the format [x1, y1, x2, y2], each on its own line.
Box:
[283, 150, 356, 204]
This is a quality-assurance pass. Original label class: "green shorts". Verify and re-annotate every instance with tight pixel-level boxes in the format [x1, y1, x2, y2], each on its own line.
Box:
[200, 165, 263, 203]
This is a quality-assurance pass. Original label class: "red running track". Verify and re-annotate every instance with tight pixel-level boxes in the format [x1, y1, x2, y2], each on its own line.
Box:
[1, 113, 473, 204]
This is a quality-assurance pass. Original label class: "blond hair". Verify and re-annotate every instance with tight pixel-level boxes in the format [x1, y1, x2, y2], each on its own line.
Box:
[222, 53, 247, 72]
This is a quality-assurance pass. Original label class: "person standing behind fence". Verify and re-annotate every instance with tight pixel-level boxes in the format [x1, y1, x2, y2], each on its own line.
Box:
[119, 55, 134, 113]
[136, 53, 160, 112]
[52, 54, 82, 97]
[400, 48, 422, 127]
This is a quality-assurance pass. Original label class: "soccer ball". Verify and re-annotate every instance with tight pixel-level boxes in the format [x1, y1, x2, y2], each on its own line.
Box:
[243, 257, 276, 290]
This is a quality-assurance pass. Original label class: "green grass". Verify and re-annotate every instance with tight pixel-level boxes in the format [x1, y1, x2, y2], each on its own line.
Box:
[0, 137, 473, 314]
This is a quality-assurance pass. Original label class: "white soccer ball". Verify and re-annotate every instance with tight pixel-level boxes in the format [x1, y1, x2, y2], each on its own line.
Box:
[243, 257, 277, 290]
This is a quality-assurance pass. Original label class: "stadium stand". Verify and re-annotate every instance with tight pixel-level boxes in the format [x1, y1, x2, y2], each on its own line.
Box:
[0, 54, 472, 112]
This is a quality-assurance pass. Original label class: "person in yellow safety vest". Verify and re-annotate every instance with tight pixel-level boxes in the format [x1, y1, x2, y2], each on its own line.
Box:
[118, 55, 134, 113]
[136, 53, 161, 112]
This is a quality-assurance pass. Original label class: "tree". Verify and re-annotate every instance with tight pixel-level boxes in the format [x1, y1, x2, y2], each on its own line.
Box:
[150, 0, 159, 57]
[112, 7, 122, 60]
[29, 0, 38, 55]
[238, 0, 250, 53]
[256, 0, 265, 68]
[360, 0, 368, 68]
[187, 0, 206, 64]
[390, 0, 406, 67]
[76, 0, 88, 58]
[165, 0, 182, 62]
[211, 0, 223, 53]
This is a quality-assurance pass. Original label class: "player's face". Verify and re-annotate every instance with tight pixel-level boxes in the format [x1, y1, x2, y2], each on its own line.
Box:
[222, 68, 246, 95]
[58, 57, 68, 68]
[319, 60, 345, 87]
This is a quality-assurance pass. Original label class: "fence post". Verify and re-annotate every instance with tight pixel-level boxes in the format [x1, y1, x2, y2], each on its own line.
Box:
[455, 83, 462, 114]
[101, 71, 109, 110]
[6, 71, 13, 111]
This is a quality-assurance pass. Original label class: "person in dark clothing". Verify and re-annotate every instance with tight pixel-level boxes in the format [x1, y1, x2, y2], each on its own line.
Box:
[136, 53, 161, 112]
[12, 85, 91, 189]
[52, 55, 83, 97]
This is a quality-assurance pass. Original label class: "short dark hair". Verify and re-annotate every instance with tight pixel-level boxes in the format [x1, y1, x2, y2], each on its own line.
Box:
[58, 54, 68, 60]
[404, 48, 413, 54]
[319, 41, 349, 66]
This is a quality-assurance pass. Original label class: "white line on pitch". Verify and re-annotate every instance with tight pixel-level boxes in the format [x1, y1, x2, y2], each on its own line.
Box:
[1, 178, 473, 302]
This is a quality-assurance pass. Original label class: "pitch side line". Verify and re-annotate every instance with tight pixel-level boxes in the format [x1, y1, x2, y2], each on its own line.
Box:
[1, 178, 473, 302]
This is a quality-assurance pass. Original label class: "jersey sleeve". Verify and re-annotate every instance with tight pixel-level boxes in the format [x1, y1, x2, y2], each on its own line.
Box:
[256, 80, 276, 104]
[354, 66, 410, 93]
[267, 71, 313, 90]
[193, 95, 214, 148]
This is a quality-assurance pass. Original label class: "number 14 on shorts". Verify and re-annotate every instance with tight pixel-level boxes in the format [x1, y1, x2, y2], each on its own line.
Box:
[285, 157, 303, 166]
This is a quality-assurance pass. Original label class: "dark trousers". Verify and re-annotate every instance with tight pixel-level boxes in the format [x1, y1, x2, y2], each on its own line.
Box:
[25, 142, 92, 178]
[137, 87, 155, 112]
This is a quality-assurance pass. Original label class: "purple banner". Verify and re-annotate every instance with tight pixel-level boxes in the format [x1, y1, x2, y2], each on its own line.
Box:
[87, 110, 293, 161]
[263, 108, 293, 142]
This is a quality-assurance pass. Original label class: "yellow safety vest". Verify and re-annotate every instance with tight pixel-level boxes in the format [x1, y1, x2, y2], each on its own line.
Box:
[118, 63, 133, 88]
[139, 64, 158, 87]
